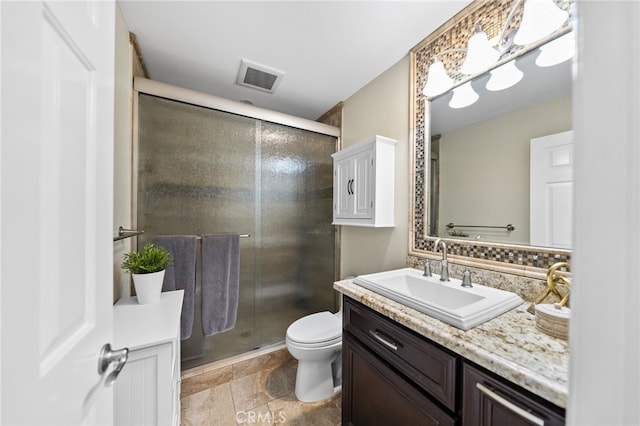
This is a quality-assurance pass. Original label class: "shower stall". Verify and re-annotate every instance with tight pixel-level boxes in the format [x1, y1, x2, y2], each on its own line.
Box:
[134, 82, 339, 370]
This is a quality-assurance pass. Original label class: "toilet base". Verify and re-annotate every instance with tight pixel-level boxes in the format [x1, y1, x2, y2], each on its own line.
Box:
[293, 354, 341, 403]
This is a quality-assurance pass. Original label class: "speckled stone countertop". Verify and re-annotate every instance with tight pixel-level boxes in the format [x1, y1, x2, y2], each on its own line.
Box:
[334, 276, 570, 409]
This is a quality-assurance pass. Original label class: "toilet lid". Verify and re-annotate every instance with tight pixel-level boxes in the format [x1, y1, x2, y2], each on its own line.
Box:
[287, 311, 341, 344]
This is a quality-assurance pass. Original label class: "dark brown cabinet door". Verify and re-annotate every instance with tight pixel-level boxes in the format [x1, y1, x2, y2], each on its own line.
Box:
[343, 297, 458, 411]
[342, 333, 456, 426]
[462, 363, 565, 426]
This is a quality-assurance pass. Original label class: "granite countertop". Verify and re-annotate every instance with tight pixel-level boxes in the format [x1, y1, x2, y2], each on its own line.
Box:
[334, 277, 570, 409]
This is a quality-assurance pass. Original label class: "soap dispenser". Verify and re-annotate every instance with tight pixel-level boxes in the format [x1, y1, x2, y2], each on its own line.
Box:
[461, 269, 473, 288]
[423, 260, 432, 277]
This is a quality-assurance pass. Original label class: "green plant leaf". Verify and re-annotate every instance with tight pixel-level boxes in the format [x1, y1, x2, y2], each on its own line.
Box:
[121, 243, 172, 274]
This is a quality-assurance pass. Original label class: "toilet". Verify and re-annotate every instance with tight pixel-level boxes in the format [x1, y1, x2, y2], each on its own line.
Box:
[285, 310, 342, 403]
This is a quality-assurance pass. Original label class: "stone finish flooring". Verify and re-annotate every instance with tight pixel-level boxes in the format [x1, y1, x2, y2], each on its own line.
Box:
[181, 346, 341, 425]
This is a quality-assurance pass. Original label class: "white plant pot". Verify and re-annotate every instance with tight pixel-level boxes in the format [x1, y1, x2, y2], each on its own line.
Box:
[132, 270, 165, 304]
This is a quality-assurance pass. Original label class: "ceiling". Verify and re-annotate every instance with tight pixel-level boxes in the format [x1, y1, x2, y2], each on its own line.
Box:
[117, 1, 473, 121]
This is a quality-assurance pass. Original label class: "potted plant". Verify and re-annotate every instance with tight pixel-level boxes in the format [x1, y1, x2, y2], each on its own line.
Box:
[122, 243, 172, 304]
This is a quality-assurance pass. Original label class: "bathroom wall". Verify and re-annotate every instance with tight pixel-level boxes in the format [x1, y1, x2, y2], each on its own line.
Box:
[113, 5, 134, 302]
[340, 57, 410, 278]
[438, 94, 572, 245]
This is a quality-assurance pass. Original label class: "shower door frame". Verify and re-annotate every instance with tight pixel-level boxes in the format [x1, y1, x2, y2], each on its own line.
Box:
[131, 77, 343, 356]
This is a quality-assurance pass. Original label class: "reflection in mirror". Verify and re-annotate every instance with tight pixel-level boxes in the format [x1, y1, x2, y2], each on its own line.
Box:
[426, 39, 573, 249]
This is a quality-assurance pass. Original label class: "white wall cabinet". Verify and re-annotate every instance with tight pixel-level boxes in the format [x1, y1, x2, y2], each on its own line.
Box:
[114, 290, 184, 426]
[332, 135, 396, 227]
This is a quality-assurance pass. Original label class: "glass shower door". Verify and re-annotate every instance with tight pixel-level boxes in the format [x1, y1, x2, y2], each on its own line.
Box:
[258, 122, 337, 347]
[137, 94, 259, 363]
[136, 93, 337, 370]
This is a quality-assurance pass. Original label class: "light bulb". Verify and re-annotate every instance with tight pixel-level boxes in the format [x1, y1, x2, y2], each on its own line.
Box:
[514, 0, 569, 46]
[536, 32, 575, 67]
[486, 60, 524, 91]
[460, 29, 499, 75]
[423, 61, 454, 97]
[449, 82, 479, 109]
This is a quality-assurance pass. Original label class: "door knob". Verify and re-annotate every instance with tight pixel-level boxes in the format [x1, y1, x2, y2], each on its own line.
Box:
[98, 343, 129, 386]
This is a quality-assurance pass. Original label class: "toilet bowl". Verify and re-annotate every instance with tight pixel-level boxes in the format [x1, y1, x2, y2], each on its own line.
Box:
[285, 310, 342, 402]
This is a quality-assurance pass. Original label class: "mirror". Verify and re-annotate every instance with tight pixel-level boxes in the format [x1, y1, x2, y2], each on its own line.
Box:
[426, 40, 573, 249]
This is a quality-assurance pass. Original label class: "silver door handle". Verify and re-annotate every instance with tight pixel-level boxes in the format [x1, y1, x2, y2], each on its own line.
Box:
[98, 343, 129, 387]
[369, 329, 399, 351]
[476, 382, 545, 426]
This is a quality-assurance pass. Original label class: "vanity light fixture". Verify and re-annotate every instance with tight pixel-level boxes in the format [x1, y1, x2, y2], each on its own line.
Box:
[486, 59, 524, 91]
[460, 26, 500, 75]
[535, 31, 575, 67]
[449, 82, 479, 109]
[422, 0, 571, 108]
[513, 0, 569, 46]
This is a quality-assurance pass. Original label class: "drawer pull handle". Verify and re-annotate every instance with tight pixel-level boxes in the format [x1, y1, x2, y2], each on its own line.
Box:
[476, 383, 545, 426]
[369, 329, 399, 351]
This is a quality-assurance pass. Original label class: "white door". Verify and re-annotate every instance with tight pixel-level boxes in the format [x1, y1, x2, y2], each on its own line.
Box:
[530, 130, 574, 249]
[1, 1, 117, 424]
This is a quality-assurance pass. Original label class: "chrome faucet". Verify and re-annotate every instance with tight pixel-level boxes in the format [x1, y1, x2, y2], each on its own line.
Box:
[433, 238, 450, 281]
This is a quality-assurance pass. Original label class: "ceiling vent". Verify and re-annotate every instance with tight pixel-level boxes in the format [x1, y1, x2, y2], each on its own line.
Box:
[236, 59, 285, 94]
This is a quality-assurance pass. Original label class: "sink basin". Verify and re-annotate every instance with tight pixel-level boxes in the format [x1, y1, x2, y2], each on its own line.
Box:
[353, 268, 523, 330]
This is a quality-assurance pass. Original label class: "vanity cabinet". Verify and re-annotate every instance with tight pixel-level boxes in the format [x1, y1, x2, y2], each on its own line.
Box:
[332, 135, 396, 227]
[114, 290, 184, 426]
[342, 297, 566, 426]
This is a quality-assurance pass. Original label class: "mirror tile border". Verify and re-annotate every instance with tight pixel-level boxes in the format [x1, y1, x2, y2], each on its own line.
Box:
[408, 0, 572, 275]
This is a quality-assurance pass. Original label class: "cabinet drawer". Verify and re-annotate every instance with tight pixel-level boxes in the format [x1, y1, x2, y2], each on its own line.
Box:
[462, 363, 565, 426]
[343, 334, 456, 426]
[344, 298, 457, 411]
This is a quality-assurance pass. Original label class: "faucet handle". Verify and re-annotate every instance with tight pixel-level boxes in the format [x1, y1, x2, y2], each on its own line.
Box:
[423, 260, 432, 277]
[461, 269, 473, 288]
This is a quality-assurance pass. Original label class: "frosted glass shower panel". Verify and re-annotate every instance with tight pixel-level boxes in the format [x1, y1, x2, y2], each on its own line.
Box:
[259, 122, 336, 345]
[137, 94, 257, 238]
[137, 94, 258, 363]
[136, 93, 337, 369]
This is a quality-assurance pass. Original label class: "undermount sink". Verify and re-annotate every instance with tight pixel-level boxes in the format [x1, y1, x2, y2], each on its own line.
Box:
[353, 268, 523, 330]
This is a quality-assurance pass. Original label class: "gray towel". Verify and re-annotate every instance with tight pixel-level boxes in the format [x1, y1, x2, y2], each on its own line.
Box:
[201, 234, 240, 336]
[151, 235, 197, 340]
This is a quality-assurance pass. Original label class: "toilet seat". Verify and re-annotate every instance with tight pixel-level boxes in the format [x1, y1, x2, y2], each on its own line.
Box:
[286, 311, 341, 347]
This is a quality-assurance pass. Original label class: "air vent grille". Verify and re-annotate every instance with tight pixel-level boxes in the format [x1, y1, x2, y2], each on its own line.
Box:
[236, 59, 284, 94]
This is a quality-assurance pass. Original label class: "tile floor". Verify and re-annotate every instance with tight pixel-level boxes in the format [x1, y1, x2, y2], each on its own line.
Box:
[181, 346, 341, 426]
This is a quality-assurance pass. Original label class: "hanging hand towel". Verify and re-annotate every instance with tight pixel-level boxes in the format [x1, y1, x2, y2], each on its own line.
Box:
[151, 235, 197, 340]
[201, 233, 240, 336]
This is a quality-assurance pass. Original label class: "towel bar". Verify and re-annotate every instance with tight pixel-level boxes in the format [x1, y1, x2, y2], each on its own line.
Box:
[113, 226, 144, 241]
[446, 223, 515, 231]
[115, 230, 251, 242]
[196, 234, 251, 240]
